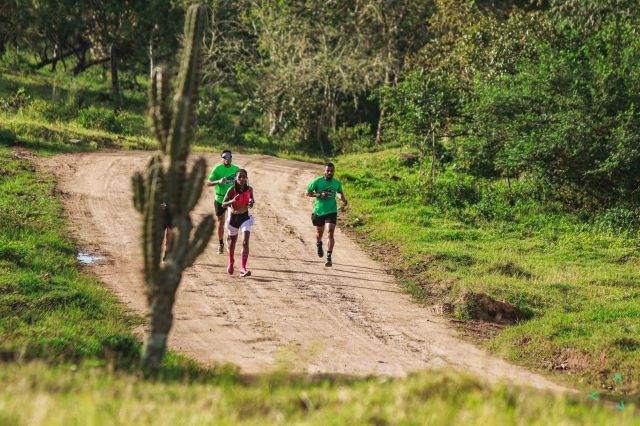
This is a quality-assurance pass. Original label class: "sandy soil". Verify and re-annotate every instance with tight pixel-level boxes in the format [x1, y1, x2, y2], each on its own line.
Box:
[39, 151, 567, 392]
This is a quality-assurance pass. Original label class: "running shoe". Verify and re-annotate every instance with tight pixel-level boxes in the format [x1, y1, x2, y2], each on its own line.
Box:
[324, 260, 332, 267]
[217, 243, 224, 254]
[240, 268, 251, 277]
[227, 262, 234, 275]
[316, 241, 324, 258]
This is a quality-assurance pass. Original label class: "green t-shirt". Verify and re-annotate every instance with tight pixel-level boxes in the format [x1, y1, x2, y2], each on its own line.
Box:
[307, 176, 343, 216]
[208, 163, 240, 203]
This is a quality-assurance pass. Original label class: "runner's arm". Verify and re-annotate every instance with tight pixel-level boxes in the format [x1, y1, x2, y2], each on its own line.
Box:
[248, 186, 255, 207]
[206, 176, 227, 186]
[338, 191, 348, 211]
[221, 187, 237, 207]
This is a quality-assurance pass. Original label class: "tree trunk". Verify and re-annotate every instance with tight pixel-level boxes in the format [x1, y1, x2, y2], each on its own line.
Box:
[268, 107, 282, 136]
[316, 121, 326, 155]
[419, 136, 427, 185]
[51, 44, 61, 72]
[375, 69, 396, 144]
[430, 129, 436, 184]
[149, 38, 154, 79]
[110, 44, 121, 107]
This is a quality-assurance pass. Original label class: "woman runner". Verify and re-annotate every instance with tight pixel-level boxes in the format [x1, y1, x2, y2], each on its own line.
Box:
[221, 169, 255, 277]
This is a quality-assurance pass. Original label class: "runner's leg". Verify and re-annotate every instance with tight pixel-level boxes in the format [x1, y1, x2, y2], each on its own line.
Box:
[217, 208, 226, 253]
[228, 234, 237, 274]
[316, 225, 325, 257]
[327, 223, 335, 251]
[240, 230, 251, 276]
[326, 223, 336, 266]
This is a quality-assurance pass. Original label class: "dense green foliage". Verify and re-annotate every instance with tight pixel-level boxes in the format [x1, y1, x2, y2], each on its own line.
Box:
[464, 20, 640, 208]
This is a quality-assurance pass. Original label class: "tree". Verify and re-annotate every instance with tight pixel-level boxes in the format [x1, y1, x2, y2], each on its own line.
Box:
[206, 0, 381, 151]
[383, 70, 461, 184]
[354, 0, 434, 144]
[466, 18, 640, 207]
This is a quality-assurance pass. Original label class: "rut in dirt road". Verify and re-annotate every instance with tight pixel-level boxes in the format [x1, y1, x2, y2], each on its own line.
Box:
[40, 151, 567, 392]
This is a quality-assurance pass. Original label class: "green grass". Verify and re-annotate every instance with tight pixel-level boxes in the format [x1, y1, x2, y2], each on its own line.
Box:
[0, 145, 141, 365]
[336, 148, 640, 395]
[0, 362, 637, 425]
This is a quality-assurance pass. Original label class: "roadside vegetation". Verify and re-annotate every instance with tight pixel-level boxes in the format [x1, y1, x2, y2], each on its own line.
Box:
[337, 148, 640, 396]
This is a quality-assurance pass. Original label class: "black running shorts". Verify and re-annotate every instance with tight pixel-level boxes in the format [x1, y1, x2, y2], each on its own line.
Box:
[311, 212, 337, 227]
[214, 200, 227, 217]
[229, 211, 250, 229]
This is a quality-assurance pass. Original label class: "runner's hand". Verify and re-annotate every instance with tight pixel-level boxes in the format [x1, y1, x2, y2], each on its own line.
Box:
[220, 177, 228, 184]
[249, 198, 254, 208]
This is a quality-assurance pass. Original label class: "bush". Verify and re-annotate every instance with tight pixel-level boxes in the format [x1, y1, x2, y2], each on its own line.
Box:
[76, 107, 119, 132]
[76, 107, 145, 135]
[424, 171, 480, 211]
[113, 111, 146, 136]
[329, 123, 374, 154]
[24, 99, 76, 122]
[591, 207, 640, 236]
[0, 129, 17, 145]
[0, 49, 32, 73]
[0, 88, 31, 112]
[66, 80, 88, 110]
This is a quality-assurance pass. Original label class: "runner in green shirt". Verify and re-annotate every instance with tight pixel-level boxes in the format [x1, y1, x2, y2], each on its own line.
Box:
[206, 149, 240, 254]
[306, 162, 348, 267]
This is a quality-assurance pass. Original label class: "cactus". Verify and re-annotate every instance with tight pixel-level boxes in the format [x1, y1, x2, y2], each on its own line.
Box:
[132, 4, 214, 371]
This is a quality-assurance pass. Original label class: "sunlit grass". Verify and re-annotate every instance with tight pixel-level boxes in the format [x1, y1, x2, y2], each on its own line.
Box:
[337, 148, 640, 395]
[0, 363, 637, 425]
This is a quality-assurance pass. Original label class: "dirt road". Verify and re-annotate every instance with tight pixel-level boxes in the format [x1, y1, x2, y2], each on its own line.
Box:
[40, 151, 566, 391]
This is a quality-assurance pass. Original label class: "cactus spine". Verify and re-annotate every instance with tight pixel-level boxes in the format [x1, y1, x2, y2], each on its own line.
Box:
[132, 4, 213, 371]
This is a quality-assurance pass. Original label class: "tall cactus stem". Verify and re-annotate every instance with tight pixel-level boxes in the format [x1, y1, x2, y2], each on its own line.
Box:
[133, 4, 213, 372]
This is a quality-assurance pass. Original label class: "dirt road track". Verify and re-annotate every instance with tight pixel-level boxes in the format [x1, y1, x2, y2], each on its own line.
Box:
[40, 151, 567, 392]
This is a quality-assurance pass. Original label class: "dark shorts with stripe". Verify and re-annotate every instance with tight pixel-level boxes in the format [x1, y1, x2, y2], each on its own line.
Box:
[214, 200, 227, 217]
[311, 212, 337, 227]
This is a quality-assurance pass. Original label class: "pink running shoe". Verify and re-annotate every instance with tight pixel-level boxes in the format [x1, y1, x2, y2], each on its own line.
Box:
[240, 268, 251, 277]
[227, 261, 234, 275]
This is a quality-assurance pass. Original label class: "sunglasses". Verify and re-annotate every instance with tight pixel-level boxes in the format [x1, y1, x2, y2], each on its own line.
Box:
[222, 154, 232, 159]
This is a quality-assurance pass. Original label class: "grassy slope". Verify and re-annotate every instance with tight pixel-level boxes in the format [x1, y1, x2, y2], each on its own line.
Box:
[336, 149, 640, 396]
[1, 69, 322, 163]
[1, 69, 638, 423]
[0, 146, 135, 362]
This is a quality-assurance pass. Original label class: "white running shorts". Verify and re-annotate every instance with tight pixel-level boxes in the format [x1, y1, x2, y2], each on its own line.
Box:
[226, 214, 255, 236]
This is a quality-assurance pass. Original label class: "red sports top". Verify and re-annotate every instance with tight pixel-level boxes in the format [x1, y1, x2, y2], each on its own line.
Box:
[232, 189, 251, 208]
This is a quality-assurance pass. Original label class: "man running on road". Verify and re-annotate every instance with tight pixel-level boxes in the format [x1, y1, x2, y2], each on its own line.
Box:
[306, 162, 348, 267]
[207, 149, 240, 254]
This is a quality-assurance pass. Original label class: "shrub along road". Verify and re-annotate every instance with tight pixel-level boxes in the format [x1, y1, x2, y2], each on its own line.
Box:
[39, 150, 566, 391]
